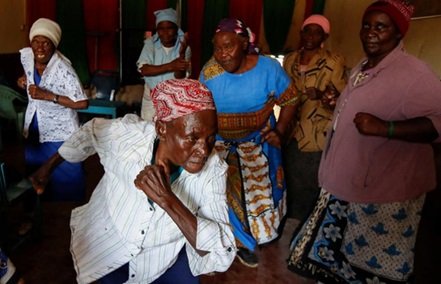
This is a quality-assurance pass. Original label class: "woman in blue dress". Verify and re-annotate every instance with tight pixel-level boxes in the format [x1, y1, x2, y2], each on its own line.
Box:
[200, 18, 298, 267]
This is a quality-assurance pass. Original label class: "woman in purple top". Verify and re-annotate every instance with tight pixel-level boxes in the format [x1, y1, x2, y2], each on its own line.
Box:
[288, 1, 441, 283]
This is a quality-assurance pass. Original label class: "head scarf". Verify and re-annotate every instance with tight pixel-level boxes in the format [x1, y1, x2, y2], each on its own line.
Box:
[364, 0, 414, 36]
[302, 14, 331, 34]
[29, 18, 62, 47]
[152, 79, 216, 122]
[215, 18, 259, 54]
[154, 8, 178, 26]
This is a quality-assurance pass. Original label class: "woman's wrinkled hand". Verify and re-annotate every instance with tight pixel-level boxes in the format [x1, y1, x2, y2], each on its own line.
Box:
[28, 84, 51, 101]
[353, 112, 387, 137]
[17, 75, 27, 90]
[260, 124, 283, 148]
[29, 166, 51, 195]
[134, 165, 173, 206]
[321, 84, 339, 109]
[170, 58, 190, 72]
[179, 32, 189, 58]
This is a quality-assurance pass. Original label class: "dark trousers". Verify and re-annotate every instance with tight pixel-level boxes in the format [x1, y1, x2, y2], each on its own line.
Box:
[283, 140, 322, 221]
[99, 248, 199, 284]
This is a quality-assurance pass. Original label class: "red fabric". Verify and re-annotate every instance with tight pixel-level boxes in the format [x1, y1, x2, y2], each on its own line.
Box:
[27, 0, 57, 40]
[304, 0, 314, 19]
[152, 79, 215, 122]
[83, 0, 119, 73]
[229, 0, 262, 43]
[146, 0, 168, 32]
[186, 0, 205, 78]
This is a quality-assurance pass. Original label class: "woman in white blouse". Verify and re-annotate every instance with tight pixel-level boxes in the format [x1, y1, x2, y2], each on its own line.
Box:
[17, 18, 88, 201]
[30, 79, 236, 283]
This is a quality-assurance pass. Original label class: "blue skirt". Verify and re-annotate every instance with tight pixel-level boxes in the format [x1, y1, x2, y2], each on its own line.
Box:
[288, 189, 425, 283]
[25, 116, 85, 201]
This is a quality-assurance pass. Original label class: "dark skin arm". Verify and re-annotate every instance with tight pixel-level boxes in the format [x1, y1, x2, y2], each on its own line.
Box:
[17, 75, 88, 109]
[134, 164, 208, 256]
[30, 152, 65, 195]
[304, 84, 340, 110]
[261, 104, 297, 147]
[139, 33, 190, 79]
[28, 84, 89, 109]
[353, 112, 439, 143]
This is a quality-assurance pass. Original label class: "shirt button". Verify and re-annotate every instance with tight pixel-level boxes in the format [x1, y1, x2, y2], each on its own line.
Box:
[131, 274, 135, 278]
[149, 207, 153, 211]
[227, 247, 232, 252]
[141, 230, 145, 235]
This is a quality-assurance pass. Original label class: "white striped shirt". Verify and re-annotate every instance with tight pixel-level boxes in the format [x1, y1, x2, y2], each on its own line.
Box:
[59, 114, 236, 284]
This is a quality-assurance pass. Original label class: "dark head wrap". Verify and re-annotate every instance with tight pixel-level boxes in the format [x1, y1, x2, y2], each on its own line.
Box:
[364, 0, 414, 36]
[215, 18, 259, 54]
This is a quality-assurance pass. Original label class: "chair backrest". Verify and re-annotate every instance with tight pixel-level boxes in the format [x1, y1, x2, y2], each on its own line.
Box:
[0, 161, 33, 203]
[0, 84, 27, 120]
[0, 162, 8, 203]
[90, 70, 119, 100]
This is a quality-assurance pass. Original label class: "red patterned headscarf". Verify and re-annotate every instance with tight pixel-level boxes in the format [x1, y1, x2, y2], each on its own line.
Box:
[151, 79, 216, 122]
[215, 18, 259, 54]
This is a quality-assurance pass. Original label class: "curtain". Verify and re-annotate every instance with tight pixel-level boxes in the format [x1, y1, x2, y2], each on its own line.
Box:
[146, 0, 167, 32]
[312, 0, 326, 14]
[186, 0, 205, 77]
[83, 0, 119, 75]
[305, 0, 326, 17]
[121, 0, 147, 85]
[263, 0, 295, 54]
[27, 0, 56, 28]
[56, 0, 90, 84]
[201, 0, 229, 70]
[229, 0, 263, 43]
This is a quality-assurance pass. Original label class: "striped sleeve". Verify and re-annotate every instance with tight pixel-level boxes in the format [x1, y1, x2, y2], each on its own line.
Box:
[187, 157, 236, 274]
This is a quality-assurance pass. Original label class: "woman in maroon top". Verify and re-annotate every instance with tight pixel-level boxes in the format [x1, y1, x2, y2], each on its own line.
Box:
[288, 1, 441, 283]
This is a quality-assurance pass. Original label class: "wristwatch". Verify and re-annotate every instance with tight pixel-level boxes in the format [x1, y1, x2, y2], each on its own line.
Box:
[53, 94, 60, 104]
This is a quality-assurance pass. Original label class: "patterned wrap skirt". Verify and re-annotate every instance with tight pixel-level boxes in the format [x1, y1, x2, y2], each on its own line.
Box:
[215, 129, 286, 251]
[288, 189, 425, 284]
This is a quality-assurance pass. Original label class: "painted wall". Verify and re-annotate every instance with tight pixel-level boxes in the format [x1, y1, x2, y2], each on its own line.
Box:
[0, 0, 27, 53]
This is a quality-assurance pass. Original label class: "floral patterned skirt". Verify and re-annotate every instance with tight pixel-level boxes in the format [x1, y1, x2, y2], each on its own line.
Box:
[288, 189, 425, 284]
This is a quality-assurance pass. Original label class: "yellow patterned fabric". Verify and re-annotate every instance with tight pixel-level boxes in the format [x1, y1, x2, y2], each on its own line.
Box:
[200, 57, 225, 81]
[283, 48, 347, 151]
[215, 141, 286, 244]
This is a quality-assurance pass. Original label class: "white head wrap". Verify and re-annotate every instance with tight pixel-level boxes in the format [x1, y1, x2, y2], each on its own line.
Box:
[154, 8, 178, 26]
[29, 18, 62, 47]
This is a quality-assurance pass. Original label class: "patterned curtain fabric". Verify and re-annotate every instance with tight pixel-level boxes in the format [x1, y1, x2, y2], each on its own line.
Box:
[56, 0, 90, 84]
[263, 0, 295, 54]
[200, 0, 229, 70]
